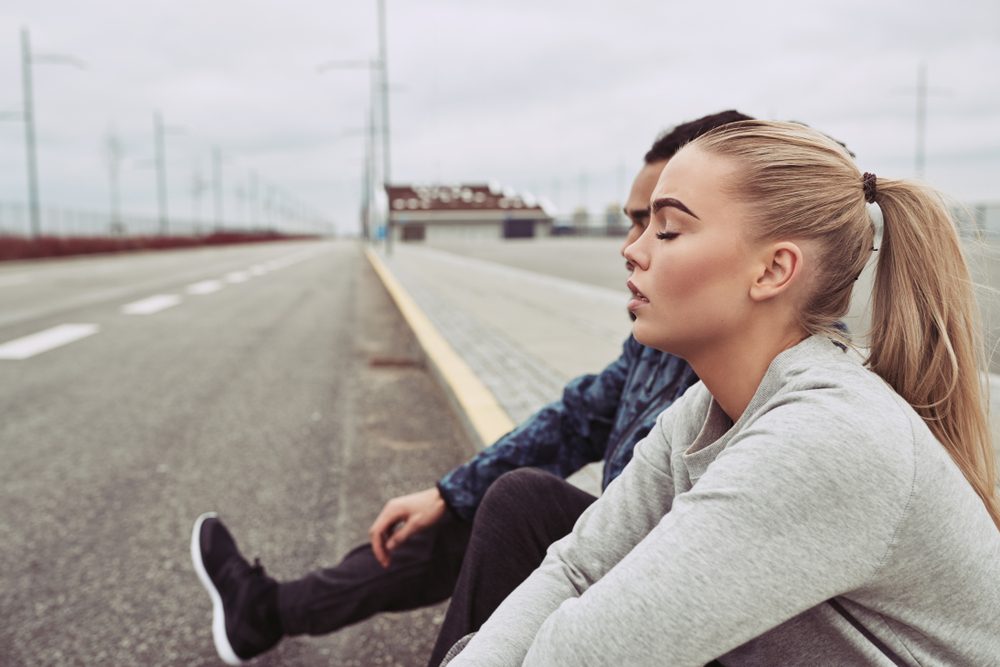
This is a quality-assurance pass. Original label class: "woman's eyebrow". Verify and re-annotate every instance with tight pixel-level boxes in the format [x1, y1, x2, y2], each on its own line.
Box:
[651, 197, 700, 220]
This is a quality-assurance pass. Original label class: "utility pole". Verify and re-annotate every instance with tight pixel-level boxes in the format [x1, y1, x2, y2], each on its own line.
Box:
[359, 154, 369, 240]
[105, 128, 123, 234]
[894, 61, 947, 181]
[154, 112, 169, 235]
[262, 186, 271, 230]
[212, 147, 223, 231]
[18, 27, 85, 237]
[249, 170, 259, 232]
[365, 96, 377, 241]
[151, 112, 186, 235]
[915, 62, 927, 179]
[367, 64, 378, 243]
[316, 56, 383, 243]
[21, 29, 40, 237]
[235, 185, 246, 230]
[191, 166, 207, 235]
[377, 0, 393, 253]
[269, 186, 277, 231]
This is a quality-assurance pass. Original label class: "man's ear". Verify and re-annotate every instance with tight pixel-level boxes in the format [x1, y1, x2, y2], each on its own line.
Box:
[749, 241, 802, 302]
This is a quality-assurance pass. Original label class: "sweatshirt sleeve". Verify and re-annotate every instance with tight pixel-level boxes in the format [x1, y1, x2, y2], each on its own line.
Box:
[448, 389, 913, 666]
[444, 389, 690, 665]
[436, 337, 639, 521]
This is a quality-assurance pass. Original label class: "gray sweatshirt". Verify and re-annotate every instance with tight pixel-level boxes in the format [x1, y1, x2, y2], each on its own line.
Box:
[447, 335, 1000, 666]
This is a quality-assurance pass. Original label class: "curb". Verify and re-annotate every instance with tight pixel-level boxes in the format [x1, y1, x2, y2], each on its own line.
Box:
[365, 246, 515, 450]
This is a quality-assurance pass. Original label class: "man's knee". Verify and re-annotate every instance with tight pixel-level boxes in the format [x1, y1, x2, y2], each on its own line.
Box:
[478, 468, 563, 523]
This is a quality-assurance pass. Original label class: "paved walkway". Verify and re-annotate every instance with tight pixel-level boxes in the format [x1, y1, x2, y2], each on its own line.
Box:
[377, 244, 629, 422]
[367, 243, 636, 492]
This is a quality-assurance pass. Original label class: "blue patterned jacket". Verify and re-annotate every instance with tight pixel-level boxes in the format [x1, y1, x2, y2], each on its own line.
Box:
[437, 336, 698, 521]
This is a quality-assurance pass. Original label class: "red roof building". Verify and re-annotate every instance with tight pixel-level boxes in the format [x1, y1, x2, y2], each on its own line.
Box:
[385, 182, 554, 241]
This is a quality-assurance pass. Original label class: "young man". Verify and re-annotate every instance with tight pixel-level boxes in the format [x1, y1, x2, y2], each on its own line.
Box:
[192, 110, 752, 666]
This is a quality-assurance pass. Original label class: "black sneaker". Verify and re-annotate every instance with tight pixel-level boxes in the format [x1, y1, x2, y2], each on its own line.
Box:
[191, 512, 283, 665]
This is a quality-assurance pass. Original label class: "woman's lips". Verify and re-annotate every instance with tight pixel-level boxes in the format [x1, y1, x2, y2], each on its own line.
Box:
[627, 279, 649, 310]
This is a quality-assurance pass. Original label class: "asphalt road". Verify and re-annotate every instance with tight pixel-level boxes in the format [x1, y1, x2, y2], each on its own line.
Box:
[0, 240, 469, 666]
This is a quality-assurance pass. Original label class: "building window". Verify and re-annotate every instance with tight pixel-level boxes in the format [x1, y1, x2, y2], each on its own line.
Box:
[402, 224, 426, 241]
[503, 219, 535, 239]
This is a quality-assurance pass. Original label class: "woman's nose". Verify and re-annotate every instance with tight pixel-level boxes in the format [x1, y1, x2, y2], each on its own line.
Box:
[623, 233, 648, 271]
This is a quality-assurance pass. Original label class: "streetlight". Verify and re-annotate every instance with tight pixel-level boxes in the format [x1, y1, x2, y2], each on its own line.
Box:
[212, 146, 224, 232]
[248, 170, 259, 232]
[19, 26, 86, 237]
[895, 61, 948, 180]
[153, 111, 186, 235]
[317, 58, 382, 246]
[235, 184, 246, 230]
[377, 0, 393, 253]
[104, 127, 123, 234]
[316, 1, 394, 249]
[190, 165, 208, 236]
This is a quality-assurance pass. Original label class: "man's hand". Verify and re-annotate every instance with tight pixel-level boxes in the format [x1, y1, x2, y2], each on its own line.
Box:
[369, 486, 447, 568]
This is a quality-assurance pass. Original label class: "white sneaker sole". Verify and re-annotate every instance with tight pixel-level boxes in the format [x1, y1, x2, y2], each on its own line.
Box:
[191, 512, 245, 666]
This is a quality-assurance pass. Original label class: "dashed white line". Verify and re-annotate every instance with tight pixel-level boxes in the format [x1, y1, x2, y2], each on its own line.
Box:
[121, 294, 182, 315]
[187, 280, 224, 295]
[224, 271, 250, 284]
[0, 323, 99, 360]
[0, 274, 31, 288]
[0, 248, 328, 359]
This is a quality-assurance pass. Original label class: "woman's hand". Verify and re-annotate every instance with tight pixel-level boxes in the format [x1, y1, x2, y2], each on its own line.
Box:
[368, 486, 447, 568]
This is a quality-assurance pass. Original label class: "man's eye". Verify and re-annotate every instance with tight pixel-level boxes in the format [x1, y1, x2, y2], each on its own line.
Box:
[656, 231, 679, 240]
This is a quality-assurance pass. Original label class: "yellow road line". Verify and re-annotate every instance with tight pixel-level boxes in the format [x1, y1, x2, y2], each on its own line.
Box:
[365, 247, 514, 447]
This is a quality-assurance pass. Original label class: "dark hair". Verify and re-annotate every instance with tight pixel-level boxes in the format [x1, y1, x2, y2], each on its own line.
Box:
[644, 110, 754, 164]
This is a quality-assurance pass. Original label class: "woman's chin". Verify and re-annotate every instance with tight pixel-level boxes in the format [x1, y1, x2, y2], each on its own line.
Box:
[632, 323, 691, 360]
[632, 321, 666, 351]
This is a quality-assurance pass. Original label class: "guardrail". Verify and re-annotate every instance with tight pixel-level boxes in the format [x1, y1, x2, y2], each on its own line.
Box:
[0, 200, 329, 238]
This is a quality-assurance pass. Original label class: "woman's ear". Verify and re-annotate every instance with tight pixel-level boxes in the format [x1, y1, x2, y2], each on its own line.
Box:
[749, 241, 803, 302]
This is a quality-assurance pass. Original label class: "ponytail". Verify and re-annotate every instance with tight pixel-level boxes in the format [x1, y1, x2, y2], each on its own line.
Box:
[867, 180, 1000, 528]
[692, 120, 998, 528]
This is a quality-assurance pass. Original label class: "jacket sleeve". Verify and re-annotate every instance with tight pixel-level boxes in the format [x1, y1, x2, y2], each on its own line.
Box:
[446, 392, 910, 667]
[437, 337, 640, 521]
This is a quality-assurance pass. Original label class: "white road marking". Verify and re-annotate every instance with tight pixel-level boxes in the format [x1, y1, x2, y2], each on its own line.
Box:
[121, 294, 181, 315]
[260, 249, 324, 272]
[249, 265, 268, 276]
[187, 280, 223, 295]
[224, 271, 250, 284]
[0, 274, 31, 288]
[0, 323, 99, 360]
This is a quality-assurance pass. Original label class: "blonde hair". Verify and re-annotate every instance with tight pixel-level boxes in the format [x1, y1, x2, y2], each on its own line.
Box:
[692, 120, 999, 529]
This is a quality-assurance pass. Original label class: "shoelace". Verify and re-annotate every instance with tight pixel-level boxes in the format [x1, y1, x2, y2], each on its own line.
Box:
[217, 554, 268, 587]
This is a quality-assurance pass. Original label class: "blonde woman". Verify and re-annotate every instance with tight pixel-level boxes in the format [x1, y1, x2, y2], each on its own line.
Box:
[443, 121, 1000, 666]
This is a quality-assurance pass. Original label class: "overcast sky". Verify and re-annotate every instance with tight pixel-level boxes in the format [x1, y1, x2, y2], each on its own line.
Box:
[0, 0, 997, 236]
